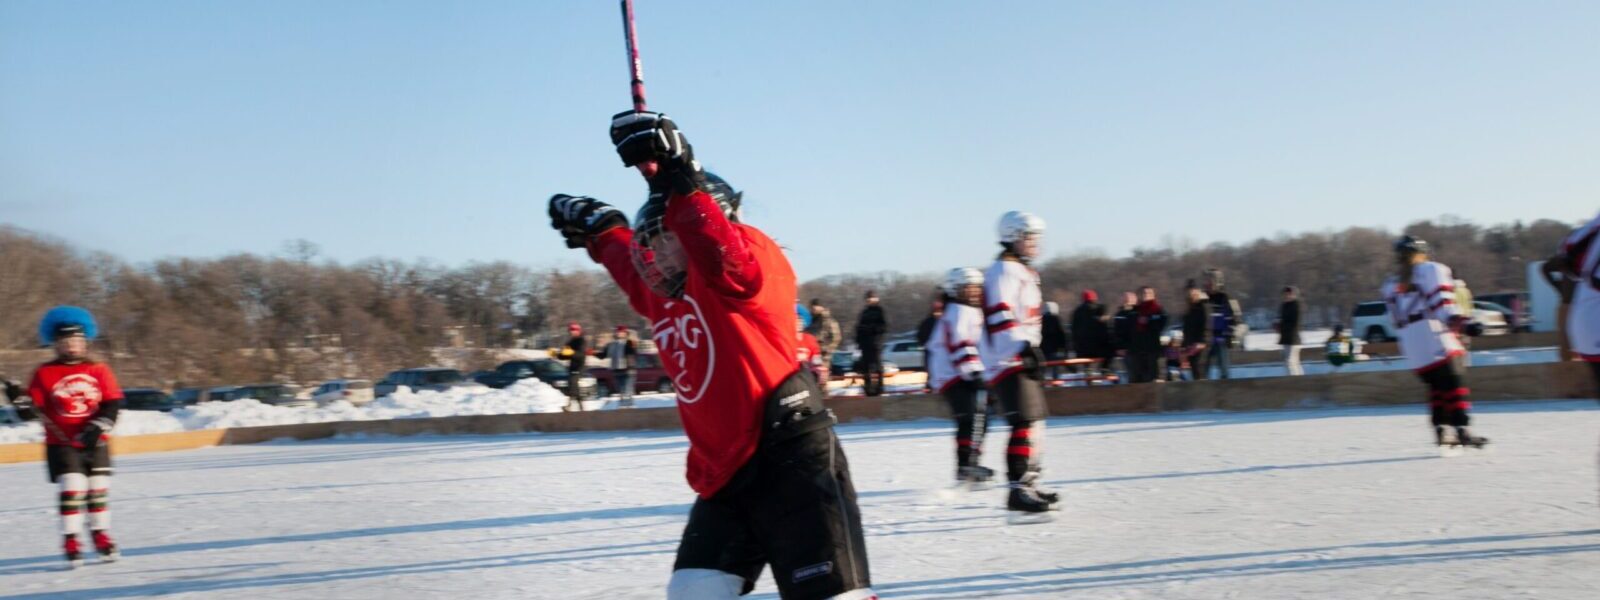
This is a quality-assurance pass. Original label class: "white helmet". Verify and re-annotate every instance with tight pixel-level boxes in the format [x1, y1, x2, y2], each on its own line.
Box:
[998, 211, 1045, 245]
[942, 267, 984, 297]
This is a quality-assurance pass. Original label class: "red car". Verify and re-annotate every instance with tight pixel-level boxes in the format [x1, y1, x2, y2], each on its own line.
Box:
[588, 352, 674, 397]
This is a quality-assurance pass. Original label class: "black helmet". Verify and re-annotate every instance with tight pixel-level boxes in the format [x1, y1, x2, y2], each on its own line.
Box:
[630, 173, 742, 298]
[1394, 235, 1428, 256]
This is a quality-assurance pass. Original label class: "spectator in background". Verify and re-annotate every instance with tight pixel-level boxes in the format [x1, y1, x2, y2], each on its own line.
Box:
[1127, 286, 1169, 384]
[1040, 301, 1068, 381]
[1202, 268, 1243, 379]
[1112, 291, 1139, 382]
[1181, 286, 1213, 381]
[797, 304, 828, 383]
[916, 291, 945, 380]
[807, 298, 843, 358]
[1278, 286, 1305, 376]
[560, 321, 588, 411]
[1071, 290, 1112, 373]
[603, 326, 639, 408]
[855, 290, 889, 396]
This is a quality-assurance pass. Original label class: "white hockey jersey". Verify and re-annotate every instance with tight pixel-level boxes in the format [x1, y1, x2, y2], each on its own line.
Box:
[927, 303, 985, 392]
[978, 259, 1043, 383]
[1563, 211, 1600, 360]
[1380, 261, 1466, 372]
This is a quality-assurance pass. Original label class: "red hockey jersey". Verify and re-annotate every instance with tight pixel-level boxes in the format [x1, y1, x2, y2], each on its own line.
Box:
[28, 360, 123, 446]
[588, 190, 800, 498]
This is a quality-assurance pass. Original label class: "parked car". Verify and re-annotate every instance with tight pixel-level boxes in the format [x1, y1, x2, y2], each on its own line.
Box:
[475, 360, 597, 399]
[233, 383, 313, 408]
[121, 388, 182, 412]
[882, 339, 926, 371]
[588, 352, 673, 396]
[1476, 292, 1533, 332]
[207, 385, 246, 402]
[311, 379, 376, 406]
[376, 368, 485, 398]
[170, 387, 212, 405]
[1471, 301, 1511, 335]
[1350, 300, 1507, 343]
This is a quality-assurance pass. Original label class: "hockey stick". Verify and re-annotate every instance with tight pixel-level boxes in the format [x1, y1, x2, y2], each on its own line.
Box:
[620, 0, 659, 178]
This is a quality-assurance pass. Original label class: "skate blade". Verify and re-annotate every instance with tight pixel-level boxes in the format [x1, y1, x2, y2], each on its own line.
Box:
[100, 552, 120, 564]
[1006, 511, 1055, 525]
[1437, 445, 1464, 458]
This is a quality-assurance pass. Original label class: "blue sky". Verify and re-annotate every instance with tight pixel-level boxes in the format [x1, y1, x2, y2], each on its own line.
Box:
[2, 1, 1596, 280]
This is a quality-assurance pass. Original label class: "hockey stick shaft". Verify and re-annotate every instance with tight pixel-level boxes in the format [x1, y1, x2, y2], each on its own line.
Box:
[620, 0, 659, 178]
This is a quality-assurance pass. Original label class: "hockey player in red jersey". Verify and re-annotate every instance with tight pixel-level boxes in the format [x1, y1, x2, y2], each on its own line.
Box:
[20, 306, 124, 568]
[546, 110, 873, 599]
[927, 267, 994, 487]
[1382, 236, 1488, 450]
[979, 211, 1061, 516]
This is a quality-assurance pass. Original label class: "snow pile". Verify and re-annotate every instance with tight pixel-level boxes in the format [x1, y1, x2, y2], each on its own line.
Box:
[0, 378, 569, 444]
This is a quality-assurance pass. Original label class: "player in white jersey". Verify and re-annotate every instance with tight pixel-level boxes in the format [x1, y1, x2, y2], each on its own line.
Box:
[1380, 236, 1488, 449]
[927, 268, 993, 486]
[978, 211, 1058, 515]
[1556, 210, 1600, 394]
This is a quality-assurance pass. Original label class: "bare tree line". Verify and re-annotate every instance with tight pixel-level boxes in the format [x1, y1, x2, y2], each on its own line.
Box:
[0, 215, 1576, 387]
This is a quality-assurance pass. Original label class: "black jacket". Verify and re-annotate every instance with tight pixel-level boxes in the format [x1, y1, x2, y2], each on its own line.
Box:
[1129, 303, 1169, 353]
[916, 314, 939, 347]
[1040, 312, 1069, 357]
[1182, 299, 1213, 346]
[1207, 290, 1242, 342]
[1070, 302, 1110, 358]
[1111, 306, 1138, 351]
[855, 305, 888, 348]
[565, 336, 587, 371]
[1279, 300, 1303, 346]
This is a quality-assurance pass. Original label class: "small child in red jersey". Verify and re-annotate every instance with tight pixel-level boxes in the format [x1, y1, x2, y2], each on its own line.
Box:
[22, 306, 123, 568]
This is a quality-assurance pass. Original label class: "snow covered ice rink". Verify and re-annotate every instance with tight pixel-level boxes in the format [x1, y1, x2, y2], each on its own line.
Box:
[1, 401, 1596, 599]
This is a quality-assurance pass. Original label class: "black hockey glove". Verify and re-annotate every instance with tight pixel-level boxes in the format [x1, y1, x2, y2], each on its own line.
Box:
[548, 194, 627, 249]
[3, 380, 36, 421]
[609, 110, 707, 196]
[1019, 342, 1047, 379]
[78, 417, 113, 451]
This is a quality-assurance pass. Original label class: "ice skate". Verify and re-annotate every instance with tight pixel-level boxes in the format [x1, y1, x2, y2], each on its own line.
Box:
[63, 534, 83, 570]
[1006, 485, 1056, 524]
[955, 465, 995, 490]
[91, 530, 119, 563]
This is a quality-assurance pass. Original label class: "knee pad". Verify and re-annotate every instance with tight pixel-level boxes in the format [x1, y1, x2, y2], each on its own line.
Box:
[668, 569, 747, 600]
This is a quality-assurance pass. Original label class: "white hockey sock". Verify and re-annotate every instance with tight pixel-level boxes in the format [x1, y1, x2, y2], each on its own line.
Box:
[667, 569, 746, 600]
[87, 475, 110, 531]
[58, 473, 88, 535]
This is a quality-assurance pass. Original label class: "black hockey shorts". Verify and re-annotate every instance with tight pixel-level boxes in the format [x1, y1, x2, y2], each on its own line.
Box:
[993, 372, 1047, 425]
[673, 372, 870, 600]
[46, 444, 112, 483]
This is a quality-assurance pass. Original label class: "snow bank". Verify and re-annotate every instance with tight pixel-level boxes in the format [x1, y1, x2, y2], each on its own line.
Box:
[0, 379, 569, 444]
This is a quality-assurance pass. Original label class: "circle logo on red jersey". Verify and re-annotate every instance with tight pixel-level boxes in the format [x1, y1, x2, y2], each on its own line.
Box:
[52, 373, 103, 418]
[650, 294, 716, 404]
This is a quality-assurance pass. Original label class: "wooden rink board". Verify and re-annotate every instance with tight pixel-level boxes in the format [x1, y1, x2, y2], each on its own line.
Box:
[0, 361, 1590, 465]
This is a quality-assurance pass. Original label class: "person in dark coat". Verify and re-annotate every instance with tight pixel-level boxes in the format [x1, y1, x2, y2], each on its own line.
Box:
[855, 290, 889, 396]
[1040, 301, 1069, 379]
[561, 321, 588, 410]
[1181, 287, 1214, 381]
[1277, 286, 1305, 376]
[1202, 268, 1244, 379]
[916, 291, 944, 379]
[1111, 291, 1139, 382]
[1127, 287, 1169, 384]
[1070, 290, 1112, 371]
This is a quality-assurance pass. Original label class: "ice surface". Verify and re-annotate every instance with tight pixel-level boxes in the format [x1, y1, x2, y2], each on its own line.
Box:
[0, 400, 1595, 598]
